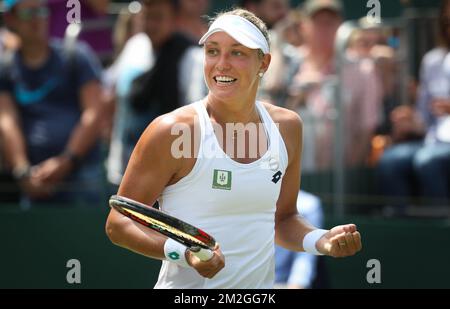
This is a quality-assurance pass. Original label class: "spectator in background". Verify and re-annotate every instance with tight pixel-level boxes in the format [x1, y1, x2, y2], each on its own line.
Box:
[0, 10, 21, 204]
[101, 2, 145, 143]
[257, 8, 303, 107]
[277, 9, 304, 48]
[286, 0, 382, 172]
[0, 0, 105, 209]
[346, 21, 404, 168]
[106, 0, 207, 191]
[112, 2, 145, 58]
[47, 0, 114, 65]
[175, 0, 209, 41]
[240, 0, 289, 30]
[377, 0, 450, 213]
[275, 191, 327, 289]
[347, 19, 399, 136]
[241, 0, 295, 107]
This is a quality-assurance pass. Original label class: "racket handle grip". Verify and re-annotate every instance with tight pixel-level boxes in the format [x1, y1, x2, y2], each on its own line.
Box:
[191, 248, 214, 261]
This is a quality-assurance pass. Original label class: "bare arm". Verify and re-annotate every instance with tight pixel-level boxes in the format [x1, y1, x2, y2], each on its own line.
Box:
[66, 80, 105, 158]
[32, 80, 106, 184]
[105, 114, 183, 259]
[271, 105, 362, 257]
[0, 93, 29, 171]
[0, 93, 53, 198]
[274, 109, 316, 251]
[105, 110, 225, 278]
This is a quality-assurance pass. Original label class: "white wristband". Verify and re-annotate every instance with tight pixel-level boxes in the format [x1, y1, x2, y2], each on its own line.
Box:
[164, 239, 190, 268]
[303, 229, 328, 255]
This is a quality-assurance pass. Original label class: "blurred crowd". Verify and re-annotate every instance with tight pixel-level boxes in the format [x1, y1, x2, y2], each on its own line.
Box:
[0, 0, 449, 212]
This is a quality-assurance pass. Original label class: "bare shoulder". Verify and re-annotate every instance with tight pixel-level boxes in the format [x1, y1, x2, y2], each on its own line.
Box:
[141, 104, 198, 142]
[262, 102, 303, 164]
[130, 104, 199, 167]
[118, 104, 199, 201]
[262, 102, 302, 128]
[262, 102, 302, 138]
[168, 104, 199, 124]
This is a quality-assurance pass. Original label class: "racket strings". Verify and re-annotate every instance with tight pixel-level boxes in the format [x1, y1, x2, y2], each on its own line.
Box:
[121, 207, 208, 248]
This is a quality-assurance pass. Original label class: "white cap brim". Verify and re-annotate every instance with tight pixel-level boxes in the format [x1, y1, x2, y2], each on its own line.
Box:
[199, 15, 270, 54]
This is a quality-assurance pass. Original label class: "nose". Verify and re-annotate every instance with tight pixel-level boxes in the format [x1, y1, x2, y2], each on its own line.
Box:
[216, 53, 231, 72]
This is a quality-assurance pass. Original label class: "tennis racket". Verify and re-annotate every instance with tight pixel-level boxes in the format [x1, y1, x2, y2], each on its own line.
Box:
[109, 195, 215, 261]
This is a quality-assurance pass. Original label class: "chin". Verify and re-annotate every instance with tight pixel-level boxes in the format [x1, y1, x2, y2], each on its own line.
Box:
[210, 90, 238, 103]
[207, 85, 232, 97]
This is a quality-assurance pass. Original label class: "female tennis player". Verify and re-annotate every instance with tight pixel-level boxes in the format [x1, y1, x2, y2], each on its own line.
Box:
[105, 7, 362, 288]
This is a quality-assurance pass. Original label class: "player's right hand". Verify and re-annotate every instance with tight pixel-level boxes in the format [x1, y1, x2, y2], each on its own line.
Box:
[186, 244, 225, 279]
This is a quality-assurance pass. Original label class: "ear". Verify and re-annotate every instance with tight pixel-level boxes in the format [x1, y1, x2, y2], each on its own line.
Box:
[260, 53, 271, 74]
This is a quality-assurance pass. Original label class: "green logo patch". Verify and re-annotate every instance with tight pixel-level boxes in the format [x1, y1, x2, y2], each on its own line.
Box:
[212, 170, 232, 190]
[168, 252, 180, 260]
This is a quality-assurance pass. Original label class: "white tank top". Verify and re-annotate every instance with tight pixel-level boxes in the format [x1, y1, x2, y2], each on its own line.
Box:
[154, 100, 289, 289]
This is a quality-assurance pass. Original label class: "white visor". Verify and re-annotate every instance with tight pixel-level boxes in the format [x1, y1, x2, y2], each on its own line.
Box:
[199, 14, 270, 54]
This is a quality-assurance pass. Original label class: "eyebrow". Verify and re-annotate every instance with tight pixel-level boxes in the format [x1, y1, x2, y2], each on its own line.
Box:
[205, 42, 244, 47]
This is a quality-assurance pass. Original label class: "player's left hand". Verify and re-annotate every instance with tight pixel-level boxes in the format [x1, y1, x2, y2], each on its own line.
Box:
[316, 224, 362, 257]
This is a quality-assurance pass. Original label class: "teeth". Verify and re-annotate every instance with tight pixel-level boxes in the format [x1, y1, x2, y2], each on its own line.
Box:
[215, 76, 236, 82]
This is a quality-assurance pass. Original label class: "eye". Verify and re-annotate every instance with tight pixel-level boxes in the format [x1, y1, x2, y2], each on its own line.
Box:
[206, 48, 219, 56]
[232, 50, 244, 56]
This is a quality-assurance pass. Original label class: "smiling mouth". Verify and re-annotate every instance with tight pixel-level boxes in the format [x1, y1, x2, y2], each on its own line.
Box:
[214, 76, 238, 85]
